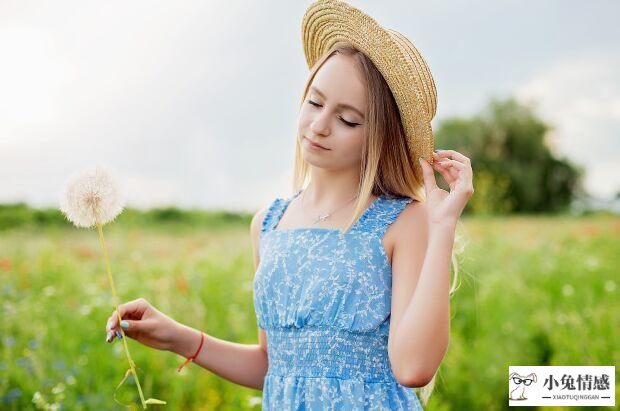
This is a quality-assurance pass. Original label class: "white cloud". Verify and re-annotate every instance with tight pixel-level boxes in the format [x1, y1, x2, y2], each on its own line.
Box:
[1, 1, 619, 211]
[515, 55, 620, 198]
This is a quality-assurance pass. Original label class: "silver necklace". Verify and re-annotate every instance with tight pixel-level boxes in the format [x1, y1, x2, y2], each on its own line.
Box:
[300, 189, 359, 224]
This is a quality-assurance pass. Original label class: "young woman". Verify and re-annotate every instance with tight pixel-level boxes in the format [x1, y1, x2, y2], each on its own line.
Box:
[105, 1, 473, 409]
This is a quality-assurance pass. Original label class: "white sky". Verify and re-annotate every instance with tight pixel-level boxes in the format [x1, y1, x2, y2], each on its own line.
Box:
[0, 0, 618, 212]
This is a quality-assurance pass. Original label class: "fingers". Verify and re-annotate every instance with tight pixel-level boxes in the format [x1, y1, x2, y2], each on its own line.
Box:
[419, 156, 437, 189]
[106, 298, 148, 332]
[106, 329, 123, 343]
[436, 157, 473, 185]
[434, 157, 474, 195]
[431, 150, 475, 196]
[433, 150, 472, 179]
[436, 158, 467, 171]
[106, 319, 154, 343]
[105, 298, 155, 344]
[433, 162, 456, 185]
[431, 155, 457, 184]
[434, 149, 471, 166]
[119, 318, 154, 335]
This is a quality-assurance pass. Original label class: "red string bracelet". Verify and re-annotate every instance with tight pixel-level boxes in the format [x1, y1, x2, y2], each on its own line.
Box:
[177, 331, 205, 373]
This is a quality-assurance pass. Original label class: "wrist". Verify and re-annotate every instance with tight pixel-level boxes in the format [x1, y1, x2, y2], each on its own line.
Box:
[429, 220, 457, 236]
[169, 323, 203, 358]
[429, 222, 457, 246]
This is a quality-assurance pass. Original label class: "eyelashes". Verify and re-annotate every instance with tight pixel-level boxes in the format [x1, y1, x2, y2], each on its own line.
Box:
[307, 100, 359, 128]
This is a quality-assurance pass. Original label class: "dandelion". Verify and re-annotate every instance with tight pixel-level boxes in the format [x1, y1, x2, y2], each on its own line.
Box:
[59, 165, 124, 228]
[59, 165, 165, 409]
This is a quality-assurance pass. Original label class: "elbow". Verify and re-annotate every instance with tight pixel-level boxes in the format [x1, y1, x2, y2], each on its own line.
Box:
[390, 352, 434, 388]
[392, 349, 445, 388]
[396, 368, 434, 388]
[391, 338, 448, 388]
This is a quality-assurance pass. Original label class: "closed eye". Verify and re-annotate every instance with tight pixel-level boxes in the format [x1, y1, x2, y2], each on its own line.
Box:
[307, 100, 360, 128]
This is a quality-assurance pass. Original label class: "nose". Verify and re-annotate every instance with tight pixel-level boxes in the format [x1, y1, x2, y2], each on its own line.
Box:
[310, 110, 331, 137]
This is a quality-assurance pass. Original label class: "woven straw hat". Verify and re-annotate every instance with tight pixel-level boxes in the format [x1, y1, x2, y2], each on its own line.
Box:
[301, 0, 438, 182]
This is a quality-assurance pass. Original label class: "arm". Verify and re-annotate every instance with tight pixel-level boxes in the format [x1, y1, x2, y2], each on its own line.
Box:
[167, 206, 270, 390]
[389, 150, 473, 387]
[388, 201, 453, 387]
[169, 323, 268, 390]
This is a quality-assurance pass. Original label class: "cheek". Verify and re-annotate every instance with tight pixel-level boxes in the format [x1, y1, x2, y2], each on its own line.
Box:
[337, 130, 365, 154]
[298, 104, 313, 125]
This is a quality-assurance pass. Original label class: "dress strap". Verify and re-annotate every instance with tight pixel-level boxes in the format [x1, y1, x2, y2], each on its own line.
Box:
[355, 194, 416, 238]
[260, 189, 303, 237]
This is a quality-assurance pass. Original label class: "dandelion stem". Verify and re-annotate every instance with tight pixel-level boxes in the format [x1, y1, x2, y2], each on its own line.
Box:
[96, 221, 147, 410]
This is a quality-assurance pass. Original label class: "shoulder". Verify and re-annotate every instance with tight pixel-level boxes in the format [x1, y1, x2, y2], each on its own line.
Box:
[396, 198, 428, 230]
[250, 200, 277, 240]
[250, 206, 268, 236]
[385, 198, 429, 253]
[250, 201, 274, 270]
[250, 196, 285, 243]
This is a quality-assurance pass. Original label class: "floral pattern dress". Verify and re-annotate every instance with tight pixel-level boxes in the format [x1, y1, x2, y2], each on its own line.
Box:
[253, 189, 424, 410]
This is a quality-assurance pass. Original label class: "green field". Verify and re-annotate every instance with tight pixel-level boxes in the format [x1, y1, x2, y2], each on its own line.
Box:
[1, 214, 618, 410]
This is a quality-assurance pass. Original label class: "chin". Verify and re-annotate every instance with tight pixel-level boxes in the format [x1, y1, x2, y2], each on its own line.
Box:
[301, 148, 330, 166]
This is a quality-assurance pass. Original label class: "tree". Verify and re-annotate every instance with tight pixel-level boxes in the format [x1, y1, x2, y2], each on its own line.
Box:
[434, 97, 585, 214]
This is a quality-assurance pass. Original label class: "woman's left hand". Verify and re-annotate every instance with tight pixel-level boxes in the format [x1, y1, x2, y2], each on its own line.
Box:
[419, 149, 474, 228]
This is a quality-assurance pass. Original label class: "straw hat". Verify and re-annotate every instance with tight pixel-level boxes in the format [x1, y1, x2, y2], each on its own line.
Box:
[301, 0, 438, 182]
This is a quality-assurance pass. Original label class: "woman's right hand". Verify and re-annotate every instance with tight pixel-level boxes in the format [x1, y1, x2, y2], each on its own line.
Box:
[105, 297, 181, 352]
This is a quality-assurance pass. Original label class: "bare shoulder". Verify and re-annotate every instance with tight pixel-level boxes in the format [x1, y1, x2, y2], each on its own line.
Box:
[250, 203, 271, 270]
[250, 204, 270, 241]
[384, 199, 429, 264]
[251, 204, 271, 354]
[396, 198, 428, 231]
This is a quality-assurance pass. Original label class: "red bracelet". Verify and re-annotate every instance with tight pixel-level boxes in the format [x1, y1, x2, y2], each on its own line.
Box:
[177, 331, 205, 372]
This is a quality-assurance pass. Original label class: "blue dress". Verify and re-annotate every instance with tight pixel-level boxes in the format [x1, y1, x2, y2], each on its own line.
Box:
[253, 189, 424, 410]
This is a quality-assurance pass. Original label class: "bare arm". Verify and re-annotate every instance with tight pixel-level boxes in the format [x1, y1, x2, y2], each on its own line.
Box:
[389, 149, 473, 387]
[167, 206, 270, 390]
[388, 201, 452, 387]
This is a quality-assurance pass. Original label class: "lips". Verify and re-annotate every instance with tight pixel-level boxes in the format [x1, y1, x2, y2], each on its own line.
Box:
[305, 137, 329, 150]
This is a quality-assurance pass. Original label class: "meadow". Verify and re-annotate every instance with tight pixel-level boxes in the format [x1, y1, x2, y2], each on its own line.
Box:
[0, 212, 618, 410]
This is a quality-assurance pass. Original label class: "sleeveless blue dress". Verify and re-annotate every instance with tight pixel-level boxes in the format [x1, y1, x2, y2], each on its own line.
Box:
[253, 189, 424, 410]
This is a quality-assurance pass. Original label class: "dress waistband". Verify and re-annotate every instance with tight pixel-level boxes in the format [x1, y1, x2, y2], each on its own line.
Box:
[265, 327, 396, 382]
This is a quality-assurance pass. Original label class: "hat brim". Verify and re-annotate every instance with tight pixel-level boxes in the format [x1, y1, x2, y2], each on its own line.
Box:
[301, 0, 436, 184]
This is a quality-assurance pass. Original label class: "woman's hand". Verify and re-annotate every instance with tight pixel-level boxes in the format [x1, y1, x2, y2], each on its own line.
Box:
[419, 149, 474, 228]
[105, 297, 182, 352]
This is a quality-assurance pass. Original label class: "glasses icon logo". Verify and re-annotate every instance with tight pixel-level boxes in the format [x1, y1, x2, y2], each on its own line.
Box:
[509, 372, 537, 401]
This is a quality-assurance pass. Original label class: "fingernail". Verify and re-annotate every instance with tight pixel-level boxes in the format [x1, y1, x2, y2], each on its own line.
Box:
[120, 320, 129, 330]
[106, 331, 114, 342]
[434, 149, 441, 153]
[116, 330, 123, 339]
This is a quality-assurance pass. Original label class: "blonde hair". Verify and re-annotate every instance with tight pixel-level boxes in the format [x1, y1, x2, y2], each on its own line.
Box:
[292, 42, 464, 406]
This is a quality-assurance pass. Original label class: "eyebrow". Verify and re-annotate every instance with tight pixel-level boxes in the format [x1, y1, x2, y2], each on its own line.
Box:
[309, 86, 365, 119]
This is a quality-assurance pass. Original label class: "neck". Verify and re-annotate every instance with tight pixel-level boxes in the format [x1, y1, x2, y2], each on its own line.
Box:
[304, 167, 360, 209]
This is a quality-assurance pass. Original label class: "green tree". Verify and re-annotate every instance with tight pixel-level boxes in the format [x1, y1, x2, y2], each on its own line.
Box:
[434, 97, 585, 214]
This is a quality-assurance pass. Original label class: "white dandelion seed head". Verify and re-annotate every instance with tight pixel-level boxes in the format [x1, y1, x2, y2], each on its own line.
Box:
[59, 165, 124, 228]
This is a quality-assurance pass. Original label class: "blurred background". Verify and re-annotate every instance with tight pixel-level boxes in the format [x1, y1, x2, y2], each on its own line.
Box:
[1, 0, 618, 410]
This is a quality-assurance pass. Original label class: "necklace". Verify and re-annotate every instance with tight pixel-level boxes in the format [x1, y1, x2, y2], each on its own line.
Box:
[300, 189, 359, 224]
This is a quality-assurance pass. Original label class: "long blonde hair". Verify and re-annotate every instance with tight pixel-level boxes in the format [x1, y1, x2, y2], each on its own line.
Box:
[292, 42, 464, 406]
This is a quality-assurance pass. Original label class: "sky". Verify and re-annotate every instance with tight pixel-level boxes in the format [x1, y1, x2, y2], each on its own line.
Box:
[0, 0, 618, 213]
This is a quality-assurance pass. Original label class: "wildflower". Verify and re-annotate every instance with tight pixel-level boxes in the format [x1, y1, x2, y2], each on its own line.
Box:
[59, 165, 165, 409]
[59, 165, 124, 228]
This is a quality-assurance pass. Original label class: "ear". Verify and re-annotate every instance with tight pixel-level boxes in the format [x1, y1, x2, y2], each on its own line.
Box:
[527, 373, 537, 382]
[508, 372, 518, 380]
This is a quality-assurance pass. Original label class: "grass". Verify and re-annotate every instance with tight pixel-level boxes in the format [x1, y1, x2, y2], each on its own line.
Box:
[0, 213, 618, 410]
